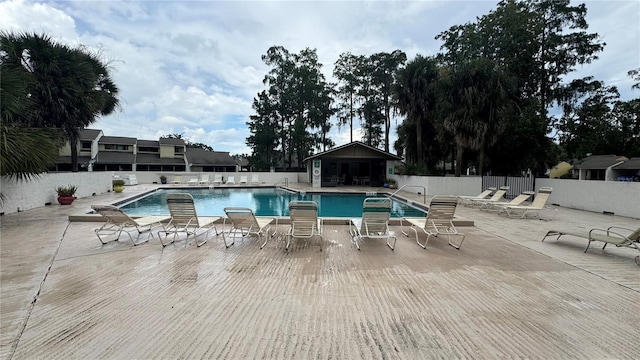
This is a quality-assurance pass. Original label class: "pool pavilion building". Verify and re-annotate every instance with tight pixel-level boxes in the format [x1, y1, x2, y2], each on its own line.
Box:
[304, 141, 402, 188]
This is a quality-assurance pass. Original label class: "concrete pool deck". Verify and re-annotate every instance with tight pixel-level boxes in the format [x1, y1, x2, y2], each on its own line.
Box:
[1, 184, 639, 359]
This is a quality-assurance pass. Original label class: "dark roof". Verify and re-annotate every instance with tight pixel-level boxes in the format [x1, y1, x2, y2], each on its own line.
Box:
[55, 156, 91, 164]
[303, 141, 402, 162]
[95, 152, 135, 163]
[79, 129, 102, 141]
[137, 140, 159, 147]
[237, 158, 249, 167]
[159, 137, 186, 146]
[135, 153, 185, 165]
[98, 136, 137, 145]
[574, 155, 628, 169]
[613, 157, 640, 170]
[186, 148, 237, 166]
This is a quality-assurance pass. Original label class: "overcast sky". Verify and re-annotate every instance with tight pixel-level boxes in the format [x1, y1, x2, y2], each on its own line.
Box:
[2, 0, 638, 155]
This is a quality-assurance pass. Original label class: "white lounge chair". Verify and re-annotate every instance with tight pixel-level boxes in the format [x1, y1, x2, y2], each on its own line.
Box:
[157, 193, 220, 247]
[226, 176, 236, 185]
[198, 174, 210, 185]
[212, 174, 223, 185]
[482, 191, 534, 212]
[171, 176, 182, 185]
[92, 205, 169, 246]
[401, 195, 465, 249]
[467, 186, 509, 208]
[349, 197, 396, 250]
[458, 187, 496, 205]
[498, 187, 556, 219]
[124, 174, 138, 186]
[222, 207, 276, 249]
[187, 177, 198, 186]
[251, 174, 260, 185]
[543, 226, 640, 265]
[239, 175, 248, 185]
[286, 201, 323, 251]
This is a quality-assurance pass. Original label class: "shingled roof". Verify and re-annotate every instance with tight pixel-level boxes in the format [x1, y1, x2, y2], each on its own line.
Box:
[303, 141, 401, 162]
[159, 137, 186, 146]
[98, 136, 137, 145]
[613, 157, 640, 170]
[95, 152, 135, 163]
[186, 148, 237, 166]
[79, 129, 102, 141]
[135, 153, 185, 165]
[573, 155, 628, 170]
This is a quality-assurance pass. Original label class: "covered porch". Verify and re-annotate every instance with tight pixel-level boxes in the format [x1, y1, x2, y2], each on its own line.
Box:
[304, 141, 401, 188]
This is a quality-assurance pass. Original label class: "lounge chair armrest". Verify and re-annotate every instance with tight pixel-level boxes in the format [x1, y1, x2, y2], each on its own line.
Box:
[589, 228, 627, 240]
[606, 226, 634, 236]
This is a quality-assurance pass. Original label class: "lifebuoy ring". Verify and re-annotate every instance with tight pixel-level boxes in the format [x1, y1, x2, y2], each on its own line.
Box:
[313, 168, 321, 176]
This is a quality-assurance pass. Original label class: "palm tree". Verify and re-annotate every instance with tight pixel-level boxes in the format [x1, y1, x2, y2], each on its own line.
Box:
[1, 32, 120, 172]
[394, 55, 439, 164]
[0, 36, 60, 181]
[440, 59, 514, 176]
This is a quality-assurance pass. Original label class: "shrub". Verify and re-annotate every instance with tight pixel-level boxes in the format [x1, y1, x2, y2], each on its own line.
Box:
[56, 185, 77, 196]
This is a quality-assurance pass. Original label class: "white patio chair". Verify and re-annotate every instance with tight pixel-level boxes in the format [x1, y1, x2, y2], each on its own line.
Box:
[286, 201, 323, 251]
[251, 174, 260, 185]
[349, 197, 396, 250]
[198, 174, 210, 185]
[212, 174, 223, 185]
[222, 207, 276, 249]
[92, 205, 169, 246]
[401, 195, 465, 249]
[157, 193, 220, 247]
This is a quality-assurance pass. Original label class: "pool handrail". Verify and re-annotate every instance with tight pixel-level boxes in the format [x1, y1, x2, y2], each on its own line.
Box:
[388, 185, 427, 206]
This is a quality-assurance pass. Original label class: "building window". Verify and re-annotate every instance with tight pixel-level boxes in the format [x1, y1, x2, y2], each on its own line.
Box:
[138, 146, 159, 153]
[104, 144, 129, 151]
[174, 146, 184, 154]
[81, 141, 92, 150]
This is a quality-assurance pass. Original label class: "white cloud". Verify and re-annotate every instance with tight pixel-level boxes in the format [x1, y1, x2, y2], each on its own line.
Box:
[2, 0, 637, 157]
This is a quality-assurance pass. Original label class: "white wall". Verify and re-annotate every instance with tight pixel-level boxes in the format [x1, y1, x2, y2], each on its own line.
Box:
[393, 175, 639, 219]
[1, 172, 112, 214]
[392, 175, 481, 197]
[537, 178, 640, 219]
[111, 171, 305, 187]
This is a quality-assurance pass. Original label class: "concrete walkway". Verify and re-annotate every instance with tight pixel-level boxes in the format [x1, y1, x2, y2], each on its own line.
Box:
[1, 185, 638, 359]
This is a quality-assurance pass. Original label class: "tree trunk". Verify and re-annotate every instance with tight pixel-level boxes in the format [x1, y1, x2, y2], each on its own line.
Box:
[70, 132, 79, 172]
[384, 93, 390, 153]
[455, 142, 463, 177]
[477, 147, 485, 176]
[349, 95, 354, 143]
[416, 118, 423, 164]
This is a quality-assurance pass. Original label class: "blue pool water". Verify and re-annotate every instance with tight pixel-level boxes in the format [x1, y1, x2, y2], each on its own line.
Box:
[119, 188, 426, 218]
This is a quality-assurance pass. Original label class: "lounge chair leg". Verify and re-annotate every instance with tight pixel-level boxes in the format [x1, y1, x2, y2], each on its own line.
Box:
[584, 239, 592, 253]
[415, 227, 427, 249]
[386, 236, 396, 251]
[259, 229, 269, 249]
[222, 229, 234, 248]
[448, 233, 465, 250]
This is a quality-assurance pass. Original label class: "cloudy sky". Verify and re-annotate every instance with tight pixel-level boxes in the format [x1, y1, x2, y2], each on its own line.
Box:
[2, 0, 638, 155]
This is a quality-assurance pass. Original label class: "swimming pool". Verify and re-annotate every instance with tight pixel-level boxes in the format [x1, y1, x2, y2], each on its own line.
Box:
[119, 188, 426, 218]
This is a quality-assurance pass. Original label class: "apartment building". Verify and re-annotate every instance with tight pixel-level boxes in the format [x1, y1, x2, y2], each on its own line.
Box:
[52, 129, 238, 172]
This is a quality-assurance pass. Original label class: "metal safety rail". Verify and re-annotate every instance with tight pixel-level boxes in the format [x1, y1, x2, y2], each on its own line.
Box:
[387, 185, 427, 206]
[275, 178, 289, 188]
